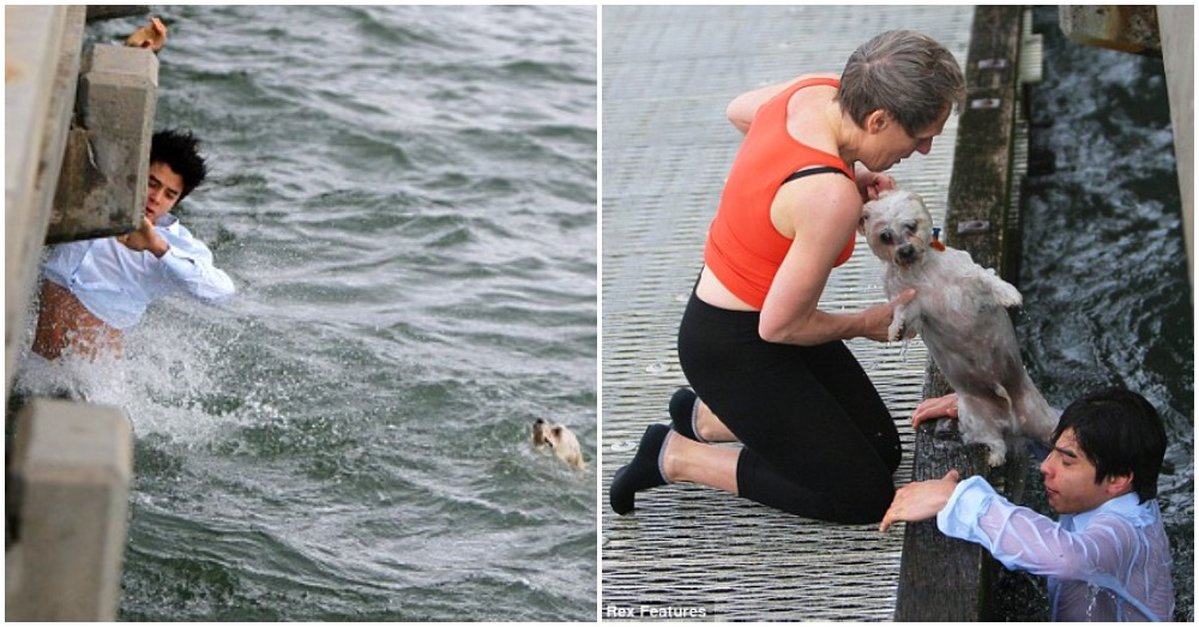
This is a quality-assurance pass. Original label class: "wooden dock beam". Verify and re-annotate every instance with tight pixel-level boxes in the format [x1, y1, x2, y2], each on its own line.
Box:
[894, 6, 1026, 620]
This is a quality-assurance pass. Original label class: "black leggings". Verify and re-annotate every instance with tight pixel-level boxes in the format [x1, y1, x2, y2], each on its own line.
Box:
[677, 292, 902, 523]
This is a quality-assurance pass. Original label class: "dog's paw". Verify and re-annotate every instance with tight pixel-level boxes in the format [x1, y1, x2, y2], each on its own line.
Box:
[993, 280, 1023, 308]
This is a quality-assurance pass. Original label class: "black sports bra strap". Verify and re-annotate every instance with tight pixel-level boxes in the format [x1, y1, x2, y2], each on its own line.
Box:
[782, 165, 851, 185]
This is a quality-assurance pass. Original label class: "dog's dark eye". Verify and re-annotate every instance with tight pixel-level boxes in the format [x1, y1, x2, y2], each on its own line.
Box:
[879, 231, 893, 245]
[552, 426, 562, 435]
[903, 222, 917, 232]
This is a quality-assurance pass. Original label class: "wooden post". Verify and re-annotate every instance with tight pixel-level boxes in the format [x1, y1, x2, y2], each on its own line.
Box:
[894, 5, 1024, 621]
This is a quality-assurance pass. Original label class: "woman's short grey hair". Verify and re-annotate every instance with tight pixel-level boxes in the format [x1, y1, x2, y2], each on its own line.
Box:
[836, 30, 966, 135]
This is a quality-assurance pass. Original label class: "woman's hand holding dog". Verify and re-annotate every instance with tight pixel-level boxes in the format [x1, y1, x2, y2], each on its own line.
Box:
[859, 289, 915, 342]
[854, 165, 896, 201]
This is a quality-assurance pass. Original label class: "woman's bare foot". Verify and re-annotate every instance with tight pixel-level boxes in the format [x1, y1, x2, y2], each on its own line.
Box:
[660, 432, 739, 494]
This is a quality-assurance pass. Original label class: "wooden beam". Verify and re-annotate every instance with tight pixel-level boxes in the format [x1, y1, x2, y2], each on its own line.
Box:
[894, 5, 1024, 620]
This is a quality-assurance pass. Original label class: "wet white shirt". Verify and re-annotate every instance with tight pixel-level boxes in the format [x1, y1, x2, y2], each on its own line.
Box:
[41, 215, 235, 330]
[938, 475, 1174, 621]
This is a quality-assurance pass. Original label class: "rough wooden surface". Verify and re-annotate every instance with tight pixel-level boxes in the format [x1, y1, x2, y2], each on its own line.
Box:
[894, 5, 1024, 621]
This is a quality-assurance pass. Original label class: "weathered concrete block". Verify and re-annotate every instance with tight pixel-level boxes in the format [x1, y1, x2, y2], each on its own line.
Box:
[48, 43, 157, 243]
[1157, 5, 1193, 284]
[1059, 6, 1161, 56]
[5, 5, 85, 399]
[5, 399, 133, 621]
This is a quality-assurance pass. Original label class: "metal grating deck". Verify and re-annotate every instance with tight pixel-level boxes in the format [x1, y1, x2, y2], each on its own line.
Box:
[601, 6, 974, 621]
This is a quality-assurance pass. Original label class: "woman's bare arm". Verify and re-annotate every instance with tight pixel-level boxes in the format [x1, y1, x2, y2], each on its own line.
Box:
[725, 73, 840, 134]
[758, 177, 910, 345]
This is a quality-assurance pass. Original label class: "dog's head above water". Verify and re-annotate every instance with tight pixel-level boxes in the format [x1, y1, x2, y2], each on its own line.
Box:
[859, 189, 935, 268]
[532, 418, 585, 470]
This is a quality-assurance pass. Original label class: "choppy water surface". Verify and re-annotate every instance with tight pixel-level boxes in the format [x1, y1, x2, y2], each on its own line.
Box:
[1002, 8, 1192, 621]
[30, 6, 596, 620]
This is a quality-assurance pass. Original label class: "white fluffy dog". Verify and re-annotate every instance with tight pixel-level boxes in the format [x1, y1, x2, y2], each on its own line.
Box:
[531, 418, 586, 470]
[859, 189, 1057, 466]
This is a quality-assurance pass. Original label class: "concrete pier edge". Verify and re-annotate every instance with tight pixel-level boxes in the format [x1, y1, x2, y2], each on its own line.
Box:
[6, 7, 154, 620]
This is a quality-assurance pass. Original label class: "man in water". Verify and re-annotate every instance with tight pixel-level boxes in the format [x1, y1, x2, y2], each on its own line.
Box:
[32, 128, 235, 359]
[881, 388, 1174, 621]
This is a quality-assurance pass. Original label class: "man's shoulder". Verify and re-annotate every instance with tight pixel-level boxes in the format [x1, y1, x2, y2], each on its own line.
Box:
[1086, 495, 1161, 535]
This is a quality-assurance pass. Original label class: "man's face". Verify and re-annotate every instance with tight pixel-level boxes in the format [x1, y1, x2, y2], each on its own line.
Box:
[1039, 428, 1127, 515]
[146, 161, 184, 223]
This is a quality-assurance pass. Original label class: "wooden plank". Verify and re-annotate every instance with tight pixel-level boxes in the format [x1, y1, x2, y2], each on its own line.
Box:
[894, 5, 1024, 621]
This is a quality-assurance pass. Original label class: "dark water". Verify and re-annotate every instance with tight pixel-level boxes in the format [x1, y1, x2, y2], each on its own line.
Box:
[22, 6, 597, 620]
[1000, 7, 1192, 621]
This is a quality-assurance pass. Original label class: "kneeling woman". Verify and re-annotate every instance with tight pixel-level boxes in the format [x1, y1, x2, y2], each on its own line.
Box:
[610, 30, 965, 524]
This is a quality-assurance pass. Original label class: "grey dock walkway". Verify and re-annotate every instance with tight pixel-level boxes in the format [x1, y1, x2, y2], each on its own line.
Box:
[601, 6, 973, 620]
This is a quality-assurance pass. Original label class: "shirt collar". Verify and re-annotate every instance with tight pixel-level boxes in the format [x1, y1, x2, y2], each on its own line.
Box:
[1063, 492, 1157, 530]
[154, 214, 179, 228]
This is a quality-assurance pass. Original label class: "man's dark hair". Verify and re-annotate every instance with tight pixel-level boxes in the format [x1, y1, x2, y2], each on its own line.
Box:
[150, 129, 208, 200]
[1053, 388, 1168, 503]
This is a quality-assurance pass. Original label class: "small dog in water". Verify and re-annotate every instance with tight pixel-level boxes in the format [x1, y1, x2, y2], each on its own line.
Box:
[531, 418, 586, 470]
[860, 189, 1057, 465]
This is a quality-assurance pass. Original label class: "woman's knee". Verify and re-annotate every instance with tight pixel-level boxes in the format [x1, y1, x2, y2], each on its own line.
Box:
[838, 479, 896, 524]
[824, 466, 897, 523]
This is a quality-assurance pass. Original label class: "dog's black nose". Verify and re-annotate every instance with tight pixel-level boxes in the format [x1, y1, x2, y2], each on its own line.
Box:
[897, 244, 916, 260]
[533, 418, 545, 425]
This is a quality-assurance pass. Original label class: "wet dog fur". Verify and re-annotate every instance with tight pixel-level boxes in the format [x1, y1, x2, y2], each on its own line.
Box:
[860, 189, 1057, 465]
[531, 418, 586, 470]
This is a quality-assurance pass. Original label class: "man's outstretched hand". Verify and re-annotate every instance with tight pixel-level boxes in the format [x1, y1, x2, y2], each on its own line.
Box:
[118, 217, 170, 257]
[911, 392, 959, 429]
[126, 17, 167, 52]
[879, 469, 961, 532]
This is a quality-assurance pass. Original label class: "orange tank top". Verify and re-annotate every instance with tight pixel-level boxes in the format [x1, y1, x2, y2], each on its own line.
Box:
[704, 77, 856, 309]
